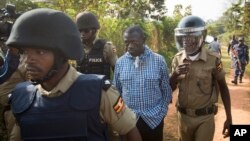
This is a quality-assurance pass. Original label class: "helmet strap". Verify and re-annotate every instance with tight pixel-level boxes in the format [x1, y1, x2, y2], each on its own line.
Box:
[31, 52, 67, 85]
[188, 47, 202, 56]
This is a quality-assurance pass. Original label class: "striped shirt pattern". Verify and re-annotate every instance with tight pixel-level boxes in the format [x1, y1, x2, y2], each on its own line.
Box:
[113, 46, 172, 129]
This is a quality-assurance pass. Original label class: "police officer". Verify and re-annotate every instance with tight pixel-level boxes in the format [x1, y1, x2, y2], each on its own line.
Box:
[76, 11, 117, 79]
[0, 41, 25, 141]
[6, 8, 141, 141]
[231, 37, 249, 84]
[170, 15, 232, 141]
[228, 35, 239, 68]
[228, 35, 238, 56]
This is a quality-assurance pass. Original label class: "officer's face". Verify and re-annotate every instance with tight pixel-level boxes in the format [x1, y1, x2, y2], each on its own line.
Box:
[182, 36, 198, 54]
[23, 48, 54, 80]
[239, 40, 244, 45]
[123, 32, 144, 57]
[79, 28, 96, 44]
[180, 34, 203, 55]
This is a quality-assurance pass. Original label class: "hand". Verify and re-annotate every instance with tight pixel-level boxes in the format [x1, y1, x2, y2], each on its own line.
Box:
[112, 46, 117, 53]
[222, 119, 232, 138]
[174, 63, 190, 76]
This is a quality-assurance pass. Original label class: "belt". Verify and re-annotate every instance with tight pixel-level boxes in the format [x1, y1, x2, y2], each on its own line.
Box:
[177, 105, 217, 116]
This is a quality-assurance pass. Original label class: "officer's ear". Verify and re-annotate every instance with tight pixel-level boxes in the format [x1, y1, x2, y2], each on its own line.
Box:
[91, 29, 97, 35]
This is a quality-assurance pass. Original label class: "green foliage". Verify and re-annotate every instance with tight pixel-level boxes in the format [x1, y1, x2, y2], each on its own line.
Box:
[0, 0, 181, 68]
[171, 4, 192, 20]
[212, 0, 250, 46]
[207, 22, 225, 37]
[0, 0, 37, 12]
[243, 1, 250, 38]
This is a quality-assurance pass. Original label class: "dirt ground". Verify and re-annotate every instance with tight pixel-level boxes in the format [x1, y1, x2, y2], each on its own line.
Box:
[163, 70, 250, 141]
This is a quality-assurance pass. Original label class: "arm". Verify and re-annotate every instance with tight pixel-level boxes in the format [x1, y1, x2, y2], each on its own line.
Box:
[112, 62, 122, 94]
[0, 49, 20, 84]
[217, 77, 232, 138]
[246, 45, 249, 64]
[160, 57, 172, 104]
[169, 71, 179, 91]
[227, 41, 232, 55]
[219, 44, 222, 56]
[104, 42, 118, 72]
[169, 57, 190, 91]
[227, 44, 231, 55]
[100, 86, 142, 141]
[214, 58, 232, 138]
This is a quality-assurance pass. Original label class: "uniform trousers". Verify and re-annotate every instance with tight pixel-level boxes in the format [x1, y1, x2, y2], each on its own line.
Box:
[178, 112, 215, 141]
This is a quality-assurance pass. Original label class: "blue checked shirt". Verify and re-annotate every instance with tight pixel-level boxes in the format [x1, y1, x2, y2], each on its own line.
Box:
[113, 46, 172, 129]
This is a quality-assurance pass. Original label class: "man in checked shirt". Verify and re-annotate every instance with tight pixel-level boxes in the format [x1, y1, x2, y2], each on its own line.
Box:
[113, 25, 172, 141]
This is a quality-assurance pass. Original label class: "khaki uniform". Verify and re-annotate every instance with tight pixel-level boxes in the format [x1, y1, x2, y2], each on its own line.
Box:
[84, 40, 118, 68]
[171, 47, 225, 141]
[0, 56, 26, 141]
[12, 66, 137, 140]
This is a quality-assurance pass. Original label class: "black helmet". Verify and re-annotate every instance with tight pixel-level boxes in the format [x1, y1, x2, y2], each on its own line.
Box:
[76, 11, 100, 30]
[6, 8, 83, 60]
[175, 15, 207, 55]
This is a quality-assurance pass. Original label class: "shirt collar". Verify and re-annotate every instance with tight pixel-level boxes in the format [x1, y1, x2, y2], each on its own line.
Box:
[125, 45, 151, 60]
[38, 66, 81, 97]
[179, 47, 207, 63]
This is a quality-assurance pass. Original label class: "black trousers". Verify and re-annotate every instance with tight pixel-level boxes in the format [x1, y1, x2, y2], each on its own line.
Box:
[136, 117, 164, 141]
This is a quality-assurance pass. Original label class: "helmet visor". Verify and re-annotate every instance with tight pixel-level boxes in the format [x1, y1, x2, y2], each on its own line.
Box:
[175, 30, 205, 55]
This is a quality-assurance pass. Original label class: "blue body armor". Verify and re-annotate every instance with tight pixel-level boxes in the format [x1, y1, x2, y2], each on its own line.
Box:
[10, 74, 109, 141]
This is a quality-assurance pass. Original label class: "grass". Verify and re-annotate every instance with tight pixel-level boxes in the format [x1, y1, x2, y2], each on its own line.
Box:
[220, 45, 233, 77]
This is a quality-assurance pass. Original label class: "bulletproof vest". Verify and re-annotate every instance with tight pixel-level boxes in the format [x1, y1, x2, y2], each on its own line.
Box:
[234, 44, 248, 63]
[77, 39, 111, 79]
[10, 74, 109, 141]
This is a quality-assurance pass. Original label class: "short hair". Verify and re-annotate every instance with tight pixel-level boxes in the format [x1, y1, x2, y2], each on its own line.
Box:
[124, 25, 145, 39]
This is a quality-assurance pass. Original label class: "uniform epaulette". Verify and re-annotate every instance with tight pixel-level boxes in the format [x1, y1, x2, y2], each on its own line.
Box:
[207, 51, 220, 59]
[176, 50, 185, 56]
[102, 79, 112, 91]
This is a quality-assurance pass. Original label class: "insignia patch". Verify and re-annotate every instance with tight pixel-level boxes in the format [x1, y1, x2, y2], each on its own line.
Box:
[216, 61, 223, 72]
[113, 96, 125, 113]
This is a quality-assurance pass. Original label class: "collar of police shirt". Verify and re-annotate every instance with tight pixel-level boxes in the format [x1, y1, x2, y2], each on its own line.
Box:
[37, 66, 80, 98]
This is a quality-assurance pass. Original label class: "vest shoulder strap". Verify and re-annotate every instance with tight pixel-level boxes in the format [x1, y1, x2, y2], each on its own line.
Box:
[10, 81, 36, 114]
[69, 74, 107, 110]
[93, 39, 107, 50]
